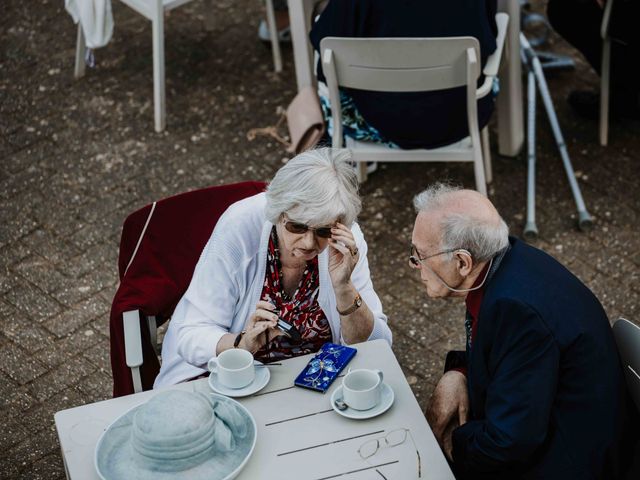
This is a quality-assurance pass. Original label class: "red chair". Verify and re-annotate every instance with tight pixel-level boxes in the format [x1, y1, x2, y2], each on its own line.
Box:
[110, 181, 266, 397]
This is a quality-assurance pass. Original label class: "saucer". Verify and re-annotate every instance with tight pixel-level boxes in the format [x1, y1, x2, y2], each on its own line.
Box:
[208, 361, 270, 398]
[330, 383, 394, 420]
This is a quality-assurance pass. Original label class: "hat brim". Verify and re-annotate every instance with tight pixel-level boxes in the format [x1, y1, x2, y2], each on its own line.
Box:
[95, 393, 257, 480]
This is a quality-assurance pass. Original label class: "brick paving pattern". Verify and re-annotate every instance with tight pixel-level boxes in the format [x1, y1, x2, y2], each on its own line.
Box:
[1, 0, 639, 477]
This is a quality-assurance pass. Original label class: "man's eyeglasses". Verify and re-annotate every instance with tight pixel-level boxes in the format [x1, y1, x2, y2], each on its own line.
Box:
[409, 244, 458, 268]
[358, 428, 421, 478]
[283, 219, 333, 238]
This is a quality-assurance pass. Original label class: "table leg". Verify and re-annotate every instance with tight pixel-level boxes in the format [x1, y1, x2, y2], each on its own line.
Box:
[288, 0, 317, 91]
[497, 0, 525, 157]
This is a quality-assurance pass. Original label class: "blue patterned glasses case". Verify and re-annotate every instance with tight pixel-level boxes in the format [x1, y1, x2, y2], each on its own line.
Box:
[294, 343, 357, 393]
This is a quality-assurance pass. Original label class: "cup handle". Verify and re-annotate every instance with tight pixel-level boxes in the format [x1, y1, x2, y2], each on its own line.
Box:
[375, 369, 384, 384]
[207, 358, 218, 374]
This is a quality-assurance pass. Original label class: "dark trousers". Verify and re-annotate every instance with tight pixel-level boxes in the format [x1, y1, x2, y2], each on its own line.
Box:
[547, 0, 639, 98]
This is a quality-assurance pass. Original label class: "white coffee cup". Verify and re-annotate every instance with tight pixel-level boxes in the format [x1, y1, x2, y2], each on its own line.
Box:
[207, 349, 255, 389]
[342, 369, 384, 411]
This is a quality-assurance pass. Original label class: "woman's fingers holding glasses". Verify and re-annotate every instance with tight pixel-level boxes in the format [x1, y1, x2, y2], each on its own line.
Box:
[329, 238, 353, 258]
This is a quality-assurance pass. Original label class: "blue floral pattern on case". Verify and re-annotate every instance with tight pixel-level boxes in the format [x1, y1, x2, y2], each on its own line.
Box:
[294, 343, 357, 392]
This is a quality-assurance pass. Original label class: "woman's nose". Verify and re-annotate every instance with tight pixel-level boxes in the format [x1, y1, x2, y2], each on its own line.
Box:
[300, 230, 317, 248]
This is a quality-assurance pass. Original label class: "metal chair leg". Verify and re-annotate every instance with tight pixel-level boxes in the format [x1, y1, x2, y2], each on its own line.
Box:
[265, 0, 283, 73]
[481, 126, 493, 184]
[74, 24, 86, 79]
[599, 38, 611, 146]
[152, 11, 166, 132]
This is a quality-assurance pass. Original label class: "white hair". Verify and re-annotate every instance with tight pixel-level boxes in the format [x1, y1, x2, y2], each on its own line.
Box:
[265, 148, 361, 226]
[413, 183, 509, 262]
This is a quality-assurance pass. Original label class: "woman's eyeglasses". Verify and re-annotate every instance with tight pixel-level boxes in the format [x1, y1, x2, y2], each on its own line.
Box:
[284, 220, 333, 238]
[358, 428, 421, 478]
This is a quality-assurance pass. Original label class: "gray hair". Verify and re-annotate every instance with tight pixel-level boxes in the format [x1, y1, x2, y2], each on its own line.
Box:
[265, 148, 361, 226]
[413, 183, 509, 262]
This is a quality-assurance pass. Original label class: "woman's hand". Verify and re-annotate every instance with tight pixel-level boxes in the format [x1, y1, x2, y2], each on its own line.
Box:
[238, 301, 287, 353]
[328, 222, 359, 288]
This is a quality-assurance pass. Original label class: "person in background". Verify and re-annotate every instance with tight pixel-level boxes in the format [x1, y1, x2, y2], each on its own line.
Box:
[154, 148, 391, 388]
[547, 0, 640, 120]
[410, 183, 638, 479]
[309, 0, 498, 150]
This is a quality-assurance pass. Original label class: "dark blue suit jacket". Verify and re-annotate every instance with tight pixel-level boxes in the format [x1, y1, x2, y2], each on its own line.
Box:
[451, 238, 637, 479]
[309, 0, 498, 149]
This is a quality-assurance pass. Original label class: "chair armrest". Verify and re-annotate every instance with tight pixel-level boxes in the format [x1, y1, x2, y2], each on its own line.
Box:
[477, 12, 509, 98]
[123, 310, 143, 368]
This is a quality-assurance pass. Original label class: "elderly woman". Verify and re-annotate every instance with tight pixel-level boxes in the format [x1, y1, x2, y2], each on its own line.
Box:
[154, 148, 391, 387]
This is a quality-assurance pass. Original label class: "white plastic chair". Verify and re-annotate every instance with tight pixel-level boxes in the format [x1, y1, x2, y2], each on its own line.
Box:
[599, 0, 614, 146]
[74, 0, 282, 133]
[612, 318, 640, 412]
[320, 13, 509, 195]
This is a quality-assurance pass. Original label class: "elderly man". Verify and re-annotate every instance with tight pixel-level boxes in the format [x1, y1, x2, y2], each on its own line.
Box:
[410, 184, 636, 479]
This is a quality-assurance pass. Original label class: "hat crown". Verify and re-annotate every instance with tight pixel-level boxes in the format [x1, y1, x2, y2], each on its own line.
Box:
[131, 391, 217, 472]
[134, 390, 213, 439]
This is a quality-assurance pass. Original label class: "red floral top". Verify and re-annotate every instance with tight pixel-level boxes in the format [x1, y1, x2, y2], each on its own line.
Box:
[254, 227, 332, 363]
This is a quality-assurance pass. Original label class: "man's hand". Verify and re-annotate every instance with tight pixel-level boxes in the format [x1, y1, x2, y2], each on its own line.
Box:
[426, 371, 469, 451]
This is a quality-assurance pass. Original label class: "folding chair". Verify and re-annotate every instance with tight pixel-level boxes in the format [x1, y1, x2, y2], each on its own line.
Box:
[599, 0, 615, 146]
[74, 0, 282, 133]
[110, 181, 266, 397]
[320, 13, 509, 196]
[612, 318, 640, 412]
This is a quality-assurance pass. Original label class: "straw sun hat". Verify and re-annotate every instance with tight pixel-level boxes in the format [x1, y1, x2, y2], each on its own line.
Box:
[95, 390, 257, 480]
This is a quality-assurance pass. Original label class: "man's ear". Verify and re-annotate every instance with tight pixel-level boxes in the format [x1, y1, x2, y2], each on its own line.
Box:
[455, 249, 474, 276]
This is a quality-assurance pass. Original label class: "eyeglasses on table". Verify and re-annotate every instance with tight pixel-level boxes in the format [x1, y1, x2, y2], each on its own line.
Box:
[357, 428, 421, 479]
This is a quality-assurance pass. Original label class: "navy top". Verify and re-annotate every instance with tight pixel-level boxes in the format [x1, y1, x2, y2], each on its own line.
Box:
[310, 0, 498, 149]
[451, 237, 638, 479]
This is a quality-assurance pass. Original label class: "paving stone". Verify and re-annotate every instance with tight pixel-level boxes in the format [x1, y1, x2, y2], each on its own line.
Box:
[58, 328, 104, 358]
[3, 281, 62, 322]
[0, 239, 34, 269]
[3, 423, 59, 474]
[75, 369, 113, 401]
[89, 315, 111, 339]
[64, 242, 119, 278]
[80, 337, 110, 371]
[19, 229, 81, 266]
[400, 365, 436, 412]
[26, 356, 97, 402]
[0, 419, 29, 451]
[392, 332, 444, 387]
[0, 296, 16, 315]
[12, 255, 71, 294]
[43, 296, 109, 338]
[16, 453, 66, 480]
[19, 388, 88, 437]
[0, 344, 47, 384]
[0, 371, 38, 415]
[0, 312, 54, 353]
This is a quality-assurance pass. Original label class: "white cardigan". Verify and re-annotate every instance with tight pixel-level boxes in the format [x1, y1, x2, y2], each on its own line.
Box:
[154, 193, 391, 388]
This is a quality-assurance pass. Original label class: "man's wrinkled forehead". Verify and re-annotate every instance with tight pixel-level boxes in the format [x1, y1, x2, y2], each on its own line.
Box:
[412, 210, 443, 249]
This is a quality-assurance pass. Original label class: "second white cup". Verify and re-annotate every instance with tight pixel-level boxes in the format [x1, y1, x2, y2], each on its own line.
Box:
[342, 369, 384, 411]
[207, 349, 255, 389]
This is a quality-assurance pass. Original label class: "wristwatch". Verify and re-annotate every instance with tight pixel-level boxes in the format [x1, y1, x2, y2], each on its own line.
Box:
[337, 293, 362, 316]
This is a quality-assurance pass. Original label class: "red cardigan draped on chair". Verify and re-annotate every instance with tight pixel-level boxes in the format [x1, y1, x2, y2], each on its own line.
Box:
[110, 181, 266, 397]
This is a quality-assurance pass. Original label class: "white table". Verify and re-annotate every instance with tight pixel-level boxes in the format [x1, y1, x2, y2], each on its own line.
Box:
[286, 0, 524, 157]
[55, 339, 454, 479]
